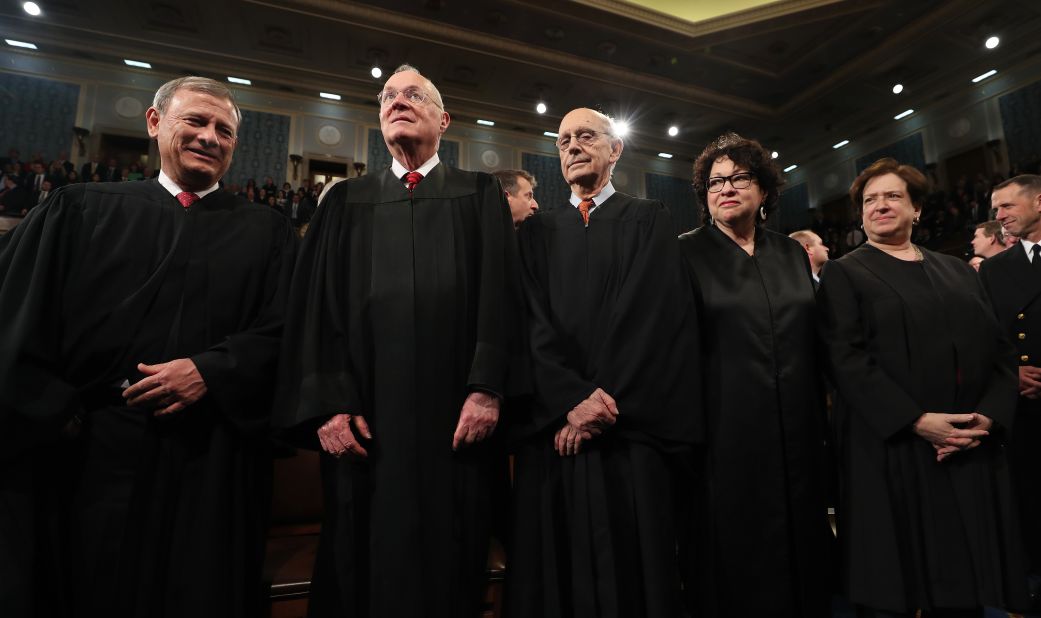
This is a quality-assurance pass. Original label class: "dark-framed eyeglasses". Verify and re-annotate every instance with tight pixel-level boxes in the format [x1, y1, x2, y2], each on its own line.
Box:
[376, 87, 443, 110]
[706, 172, 756, 193]
[555, 129, 607, 152]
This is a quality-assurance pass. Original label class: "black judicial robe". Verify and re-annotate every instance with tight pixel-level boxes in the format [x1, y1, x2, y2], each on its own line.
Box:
[506, 194, 702, 618]
[0, 180, 296, 617]
[274, 165, 521, 618]
[819, 244, 1028, 612]
[677, 224, 833, 618]
[979, 244, 1041, 574]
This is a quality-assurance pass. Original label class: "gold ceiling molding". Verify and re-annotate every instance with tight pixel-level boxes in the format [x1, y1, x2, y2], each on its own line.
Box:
[568, 0, 843, 38]
[246, 0, 773, 117]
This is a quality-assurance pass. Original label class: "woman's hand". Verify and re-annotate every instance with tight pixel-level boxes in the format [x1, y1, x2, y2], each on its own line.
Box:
[914, 412, 990, 462]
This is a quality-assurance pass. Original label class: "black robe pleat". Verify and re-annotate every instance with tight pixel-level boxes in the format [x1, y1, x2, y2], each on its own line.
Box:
[677, 224, 834, 618]
[506, 193, 702, 618]
[274, 164, 522, 618]
[0, 180, 297, 617]
[818, 244, 1028, 613]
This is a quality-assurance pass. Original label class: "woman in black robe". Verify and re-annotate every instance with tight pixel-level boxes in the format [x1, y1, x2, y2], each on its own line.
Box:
[817, 158, 1028, 617]
[678, 132, 834, 618]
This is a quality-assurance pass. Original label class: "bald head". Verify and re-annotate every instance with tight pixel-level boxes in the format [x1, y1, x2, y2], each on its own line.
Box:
[557, 108, 624, 196]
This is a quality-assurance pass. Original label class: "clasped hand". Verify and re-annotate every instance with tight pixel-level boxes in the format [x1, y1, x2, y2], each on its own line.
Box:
[555, 388, 618, 456]
[122, 359, 207, 416]
[913, 412, 992, 462]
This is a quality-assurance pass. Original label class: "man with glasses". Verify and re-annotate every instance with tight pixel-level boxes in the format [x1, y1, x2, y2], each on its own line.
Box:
[275, 64, 522, 617]
[506, 107, 702, 617]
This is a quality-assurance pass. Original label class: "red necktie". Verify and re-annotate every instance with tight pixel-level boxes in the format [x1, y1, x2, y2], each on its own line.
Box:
[404, 171, 424, 194]
[176, 191, 200, 209]
[578, 198, 594, 225]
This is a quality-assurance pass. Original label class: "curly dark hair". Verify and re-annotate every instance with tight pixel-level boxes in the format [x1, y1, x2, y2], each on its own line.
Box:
[692, 132, 783, 225]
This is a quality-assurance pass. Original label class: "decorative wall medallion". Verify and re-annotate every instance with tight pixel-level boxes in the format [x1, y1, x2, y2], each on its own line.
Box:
[948, 117, 971, 138]
[481, 149, 500, 168]
[318, 124, 342, 146]
[115, 96, 143, 118]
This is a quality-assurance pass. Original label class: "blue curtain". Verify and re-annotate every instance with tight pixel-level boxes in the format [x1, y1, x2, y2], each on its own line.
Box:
[999, 80, 1041, 168]
[0, 73, 79, 162]
[225, 110, 290, 186]
[775, 182, 810, 233]
[366, 128, 458, 172]
[855, 133, 926, 172]
[645, 172, 698, 235]
[521, 153, 571, 210]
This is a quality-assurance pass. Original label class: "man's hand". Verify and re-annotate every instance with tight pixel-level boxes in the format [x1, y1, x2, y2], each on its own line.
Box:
[452, 391, 500, 450]
[565, 388, 619, 436]
[1019, 366, 1041, 399]
[317, 413, 372, 458]
[555, 423, 593, 456]
[123, 359, 207, 416]
[914, 412, 989, 461]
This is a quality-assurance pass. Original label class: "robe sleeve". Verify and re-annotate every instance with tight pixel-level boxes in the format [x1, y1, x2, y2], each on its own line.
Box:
[971, 269, 1018, 429]
[273, 182, 366, 449]
[518, 218, 597, 432]
[0, 190, 86, 457]
[190, 214, 297, 435]
[817, 258, 922, 440]
[465, 173, 525, 399]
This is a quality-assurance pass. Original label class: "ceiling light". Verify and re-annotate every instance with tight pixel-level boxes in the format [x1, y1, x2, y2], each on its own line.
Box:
[892, 83, 904, 94]
[227, 76, 251, 85]
[657, 152, 673, 159]
[319, 92, 341, 100]
[894, 109, 914, 120]
[985, 36, 1000, 49]
[476, 119, 495, 126]
[972, 69, 997, 83]
[771, 151, 779, 159]
[783, 164, 798, 173]
[832, 139, 850, 149]
[667, 125, 679, 137]
[5, 39, 38, 50]
[22, 2, 41, 16]
[370, 66, 382, 79]
[612, 119, 630, 137]
[536, 102, 547, 114]
[124, 59, 152, 69]
[544, 131, 559, 138]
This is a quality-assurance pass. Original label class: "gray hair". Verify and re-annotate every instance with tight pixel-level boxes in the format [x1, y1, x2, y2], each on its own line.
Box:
[492, 169, 537, 195]
[392, 64, 445, 111]
[153, 76, 242, 126]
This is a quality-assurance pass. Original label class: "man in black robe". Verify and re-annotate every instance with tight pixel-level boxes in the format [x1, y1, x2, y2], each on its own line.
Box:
[0, 76, 296, 617]
[274, 64, 520, 618]
[505, 107, 702, 618]
[981, 174, 1041, 609]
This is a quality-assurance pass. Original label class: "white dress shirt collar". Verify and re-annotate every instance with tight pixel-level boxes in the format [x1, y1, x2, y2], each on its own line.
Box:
[391, 153, 441, 185]
[157, 171, 219, 200]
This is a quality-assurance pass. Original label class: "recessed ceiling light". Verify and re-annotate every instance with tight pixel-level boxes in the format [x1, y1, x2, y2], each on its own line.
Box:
[370, 66, 382, 79]
[771, 151, 779, 159]
[124, 59, 152, 69]
[667, 125, 679, 137]
[972, 69, 997, 83]
[894, 109, 914, 120]
[544, 131, 559, 138]
[536, 102, 547, 114]
[227, 76, 251, 85]
[476, 119, 495, 126]
[832, 139, 850, 149]
[783, 164, 798, 172]
[892, 83, 904, 94]
[5, 39, 38, 50]
[985, 36, 1000, 49]
[657, 152, 673, 159]
[319, 92, 341, 100]
[22, 2, 41, 16]
[612, 119, 630, 137]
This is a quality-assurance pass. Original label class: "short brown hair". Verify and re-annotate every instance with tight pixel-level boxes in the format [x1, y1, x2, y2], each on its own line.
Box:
[994, 174, 1041, 197]
[976, 220, 1004, 244]
[491, 169, 537, 195]
[693, 132, 783, 224]
[848, 158, 928, 217]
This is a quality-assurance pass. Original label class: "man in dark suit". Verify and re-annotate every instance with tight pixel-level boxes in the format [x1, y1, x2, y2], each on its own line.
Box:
[980, 173, 1041, 609]
[81, 155, 103, 181]
[0, 174, 31, 215]
[789, 228, 830, 288]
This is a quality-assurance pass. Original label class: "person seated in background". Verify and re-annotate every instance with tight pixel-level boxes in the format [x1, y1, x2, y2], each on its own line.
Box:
[0, 174, 31, 215]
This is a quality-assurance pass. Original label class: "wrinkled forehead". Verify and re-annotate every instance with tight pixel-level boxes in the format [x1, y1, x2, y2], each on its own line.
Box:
[559, 109, 610, 135]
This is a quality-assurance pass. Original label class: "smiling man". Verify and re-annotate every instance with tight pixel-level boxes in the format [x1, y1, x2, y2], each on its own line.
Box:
[0, 76, 297, 616]
[275, 64, 521, 617]
[980, 174, 1041, 608]
[506, 108, 702, 617]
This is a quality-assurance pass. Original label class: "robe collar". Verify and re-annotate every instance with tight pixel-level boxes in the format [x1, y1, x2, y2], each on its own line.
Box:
[391, 153, 440, 187]
[157, 171, 219, 200]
